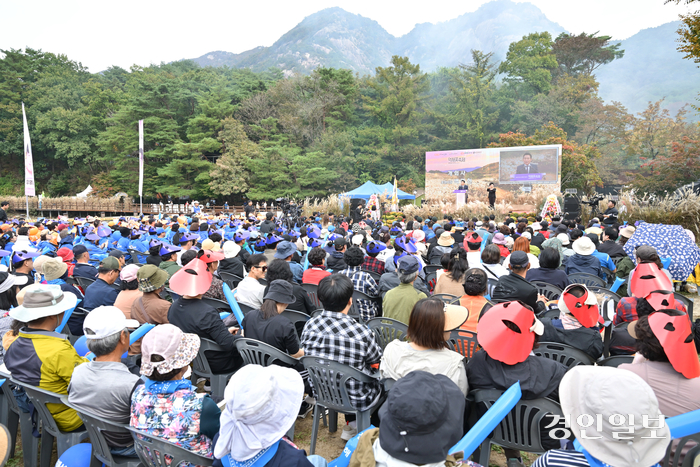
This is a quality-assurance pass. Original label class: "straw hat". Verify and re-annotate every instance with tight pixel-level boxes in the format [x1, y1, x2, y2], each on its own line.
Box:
[437, 231, 455, 247]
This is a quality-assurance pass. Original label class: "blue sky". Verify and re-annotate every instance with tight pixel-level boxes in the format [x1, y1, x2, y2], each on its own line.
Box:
[0, 0, 694, 72]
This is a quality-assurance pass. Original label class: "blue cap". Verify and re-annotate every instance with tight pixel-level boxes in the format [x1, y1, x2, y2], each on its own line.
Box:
[266, 234, 282, 246]
[149, 239, 163, 249]
[366, 241, 387, 255]
[398, 255, 420, 274]
[179, 232, 198, 244]
[159, 243, 182, 255]
[84, 232, 100, 241]
[395, 236, 418, 254]
[11, 249, 41, 264]
[233, 231, 250, 242]
[96, 226, 112, 237]
[156, 227, 165, 234]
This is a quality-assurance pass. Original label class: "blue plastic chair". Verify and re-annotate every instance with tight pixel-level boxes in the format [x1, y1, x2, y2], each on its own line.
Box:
[55, 302, 80, 333]
[222, 283, 246, 326]
[449, 381, 522, 456]
[74, 323, 155, 361]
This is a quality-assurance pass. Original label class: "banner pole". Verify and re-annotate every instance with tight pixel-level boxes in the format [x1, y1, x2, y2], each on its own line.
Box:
[25, 195, 29, 219]
[140, 195, 143, 216]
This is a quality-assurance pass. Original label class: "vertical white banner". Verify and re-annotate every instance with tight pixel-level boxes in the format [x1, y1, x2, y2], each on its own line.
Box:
[138, 119, 144, 197]
[22, 103, 36, 197]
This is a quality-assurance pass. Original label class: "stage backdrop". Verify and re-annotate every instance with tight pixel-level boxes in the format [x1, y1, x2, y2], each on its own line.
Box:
[425, 144, 562, 202]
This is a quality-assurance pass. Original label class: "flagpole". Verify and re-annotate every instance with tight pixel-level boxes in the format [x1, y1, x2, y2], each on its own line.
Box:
[138, 120, 144, 216]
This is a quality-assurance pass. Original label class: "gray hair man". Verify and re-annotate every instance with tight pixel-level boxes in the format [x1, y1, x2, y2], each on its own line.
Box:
[68, 306, 141, 458]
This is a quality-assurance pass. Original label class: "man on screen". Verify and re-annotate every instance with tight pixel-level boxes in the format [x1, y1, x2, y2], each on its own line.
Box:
[457, 179, 468, 202]
[515, 152, 538, 174]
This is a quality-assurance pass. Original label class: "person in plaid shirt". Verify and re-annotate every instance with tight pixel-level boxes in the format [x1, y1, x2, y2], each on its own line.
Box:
[613, 294, 687, 325]
[300, 274, 382, 436]
[362, 241, 386, 275]
[338, 247, 380, 321]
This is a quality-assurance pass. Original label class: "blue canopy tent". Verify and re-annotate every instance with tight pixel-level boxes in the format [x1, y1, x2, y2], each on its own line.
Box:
[340, 181, 415, 200]
[376, 182, 415, 200]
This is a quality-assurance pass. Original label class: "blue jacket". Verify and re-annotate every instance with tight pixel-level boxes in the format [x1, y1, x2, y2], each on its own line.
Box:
[565, 254, 603, 279]
[82, 278, 119, 311]
[592, 250, 616, 280]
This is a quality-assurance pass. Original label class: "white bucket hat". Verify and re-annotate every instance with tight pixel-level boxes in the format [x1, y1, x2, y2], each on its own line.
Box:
[9, 284, 77, 322]
[557, 233, 571, 246]
[560, 366, 670, 467]
[214, 364, 303, 461]
[572, 236, 596, 255]
[223, 241, 241, 259]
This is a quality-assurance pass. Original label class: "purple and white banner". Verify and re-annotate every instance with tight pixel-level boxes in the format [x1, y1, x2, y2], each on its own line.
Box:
[22, 103, 35, 197]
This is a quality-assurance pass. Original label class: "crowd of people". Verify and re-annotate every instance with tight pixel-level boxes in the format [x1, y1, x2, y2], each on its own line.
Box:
[0, 204, 697, 467]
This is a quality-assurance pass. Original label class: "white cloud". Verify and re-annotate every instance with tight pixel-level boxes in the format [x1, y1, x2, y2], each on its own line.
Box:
[0, 0, 693, 72]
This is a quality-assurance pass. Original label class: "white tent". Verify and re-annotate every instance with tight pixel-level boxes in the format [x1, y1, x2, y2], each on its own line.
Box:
[76, 185, 93, 198]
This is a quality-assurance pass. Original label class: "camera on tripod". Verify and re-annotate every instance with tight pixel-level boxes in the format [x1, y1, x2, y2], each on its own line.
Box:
[276, 197, 299, 217]
[584, 194, 604, 206]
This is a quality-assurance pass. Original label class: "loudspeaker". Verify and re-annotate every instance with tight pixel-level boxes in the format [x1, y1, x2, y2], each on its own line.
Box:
[564, 197, 580, 220]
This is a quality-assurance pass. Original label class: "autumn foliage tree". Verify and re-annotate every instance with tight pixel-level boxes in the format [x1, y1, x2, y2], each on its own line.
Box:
[633, 136, 700, 193]
[489, 122, 602, 194]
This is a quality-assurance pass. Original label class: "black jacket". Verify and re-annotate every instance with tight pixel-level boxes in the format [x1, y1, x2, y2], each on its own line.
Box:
[167, 298, 242, 374]
[540, 318, 604, 360]
[530, 232, 546, 249]
[259, 220, 276, 234]
[218, 257, 245, 282]
[492, 272, 545, 313]
[325, 251, 347, 271]
[525, 268, 569, 290]
[73, 262, 98, 279]
[598, 240, 627, 258]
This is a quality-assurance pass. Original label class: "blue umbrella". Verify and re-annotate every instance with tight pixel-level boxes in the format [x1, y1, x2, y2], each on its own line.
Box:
[623, 222, 700, 281]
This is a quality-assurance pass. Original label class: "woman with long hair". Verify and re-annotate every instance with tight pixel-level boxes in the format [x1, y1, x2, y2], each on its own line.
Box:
[434, 247, 470, 296]
[503, 236, 540, 269]
[380, 297, 468, 395]
[241, 280, 303, 359]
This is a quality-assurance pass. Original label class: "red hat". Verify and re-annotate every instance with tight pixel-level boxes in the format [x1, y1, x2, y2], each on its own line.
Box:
[648, 312, 700, 379]
[57, 247, 74, 262]
[559, 284, 600, 328]
[169, 258, 212, 297]
[477, 301, 544, 365]
[198, 250, 225, 264]
[56, 224, 67, 232]
[644, 291, 677, 312]
[630, 263, 672, 298]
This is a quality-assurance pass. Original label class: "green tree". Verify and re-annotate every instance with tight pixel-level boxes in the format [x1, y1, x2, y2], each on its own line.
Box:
[447, 50, 500, 148]
[209, 117, 256, 195]
[552, 32, 624, 77]
[498, 32, 558, 95]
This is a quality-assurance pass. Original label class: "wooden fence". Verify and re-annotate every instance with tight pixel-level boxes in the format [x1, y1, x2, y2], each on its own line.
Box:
[10, 198, 245, 218]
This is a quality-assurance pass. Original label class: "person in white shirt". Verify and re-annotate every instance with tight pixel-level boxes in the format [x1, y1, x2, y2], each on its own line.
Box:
[235, 254, 267, 309]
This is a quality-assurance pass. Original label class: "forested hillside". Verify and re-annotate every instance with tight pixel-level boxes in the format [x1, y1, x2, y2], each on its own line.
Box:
[1, 27, 698, 202]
